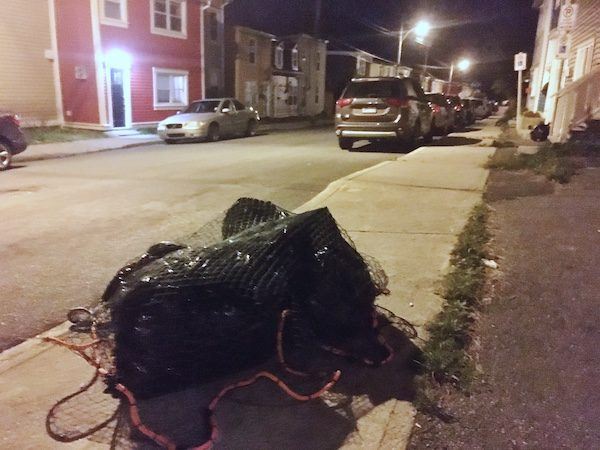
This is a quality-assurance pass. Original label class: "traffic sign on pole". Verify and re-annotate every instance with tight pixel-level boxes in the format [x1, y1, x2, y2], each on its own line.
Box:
[514, 52, 527, 131]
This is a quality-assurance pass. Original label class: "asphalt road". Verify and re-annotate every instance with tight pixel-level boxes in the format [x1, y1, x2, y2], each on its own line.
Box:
[0, 128, 398, 351]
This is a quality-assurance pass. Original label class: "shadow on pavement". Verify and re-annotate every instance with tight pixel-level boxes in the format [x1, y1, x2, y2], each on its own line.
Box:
[50, 327, 420, 449]
[428, 136, 482, 146]
[136, 326, 420, 449]
[350, 140, 415, 154]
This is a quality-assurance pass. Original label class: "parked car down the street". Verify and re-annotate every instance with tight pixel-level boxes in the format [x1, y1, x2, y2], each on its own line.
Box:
[446, 95, 468, 129]
[426, 93, 454, 136]
[335, 76, 433, 150]
[0, 113, 28, 171]
[157, 98, 260, 144]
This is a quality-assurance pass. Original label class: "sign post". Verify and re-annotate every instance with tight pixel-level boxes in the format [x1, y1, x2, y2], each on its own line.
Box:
[514, 52, 527, 130]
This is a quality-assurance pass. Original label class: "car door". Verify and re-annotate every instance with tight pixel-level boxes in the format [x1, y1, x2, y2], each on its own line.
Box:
[232, 100, 249, 134]
[220, 100, 235, 135]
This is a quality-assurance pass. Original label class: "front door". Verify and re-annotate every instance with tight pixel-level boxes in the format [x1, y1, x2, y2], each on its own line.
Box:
[110, 68, 126, 128]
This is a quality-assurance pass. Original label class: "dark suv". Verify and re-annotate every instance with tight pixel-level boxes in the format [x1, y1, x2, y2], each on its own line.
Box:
[0, 113, 28, 170]
[335, 77, 433, 150]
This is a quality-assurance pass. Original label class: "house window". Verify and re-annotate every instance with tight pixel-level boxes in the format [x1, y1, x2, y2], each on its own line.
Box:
[207, 12, 218, 41]
[248, 39, 257, 64]
[152, 0, 187, 39]
[316, 51, 321, 71]
[315, 90, 319, 104]
[573, 39, 594, 81]
[153, 68, 188, 109]
[101, 0, 127, 27]
[275, 43, 284, 69]
[292, 46, 299, 71]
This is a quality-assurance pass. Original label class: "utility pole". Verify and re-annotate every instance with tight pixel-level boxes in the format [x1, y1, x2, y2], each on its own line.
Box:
[447, 63, 454, 95]
[397, 24, 404, 66]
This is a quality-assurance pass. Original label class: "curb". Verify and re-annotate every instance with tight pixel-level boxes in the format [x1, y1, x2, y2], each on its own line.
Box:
[16, 138, 162, 163]
[0, 321, 71, 375]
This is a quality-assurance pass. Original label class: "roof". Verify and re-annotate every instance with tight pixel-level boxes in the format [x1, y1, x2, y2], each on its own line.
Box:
[234, 26, 276, 40]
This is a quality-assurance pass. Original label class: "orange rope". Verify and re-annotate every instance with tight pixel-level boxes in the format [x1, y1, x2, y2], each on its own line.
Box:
[43, 336, 105, 370]
[194, 369, 342, 450]
[114, 383, 178, 450]
[276, 310, 308, 377]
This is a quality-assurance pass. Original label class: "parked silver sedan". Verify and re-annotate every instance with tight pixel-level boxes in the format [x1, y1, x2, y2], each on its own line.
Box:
[157, 98, 260, 143]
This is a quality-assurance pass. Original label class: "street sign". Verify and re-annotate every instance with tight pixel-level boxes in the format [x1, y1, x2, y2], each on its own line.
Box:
[514, 52, 527, 72]
[558, 2, 578, 31]
[557, 33, 569, 59]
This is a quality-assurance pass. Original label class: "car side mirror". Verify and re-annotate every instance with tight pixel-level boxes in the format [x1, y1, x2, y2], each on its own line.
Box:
[222, 108, 231, 114]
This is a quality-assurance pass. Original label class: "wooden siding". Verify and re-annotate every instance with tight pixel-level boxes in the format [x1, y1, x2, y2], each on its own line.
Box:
[0, 0, 59, 124]
[55, 0, 101, 125]
[100, 0, 202, 123]
[568, 0, 600, 72]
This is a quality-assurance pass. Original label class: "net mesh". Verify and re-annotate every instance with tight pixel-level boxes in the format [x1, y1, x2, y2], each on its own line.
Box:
[46, 197, 414, 449]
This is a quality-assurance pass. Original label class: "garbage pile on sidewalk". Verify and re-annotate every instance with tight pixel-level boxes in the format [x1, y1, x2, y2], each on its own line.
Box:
[46, 198, 415, 449]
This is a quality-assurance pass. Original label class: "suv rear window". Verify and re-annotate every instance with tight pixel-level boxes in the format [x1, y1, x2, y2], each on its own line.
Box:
[426, 94, 446, 105]
[343, 80, 407, 99]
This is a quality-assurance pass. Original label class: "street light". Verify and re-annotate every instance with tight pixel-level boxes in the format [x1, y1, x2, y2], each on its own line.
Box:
[447, 58, 471, 94]
[397, 20, 431, 66]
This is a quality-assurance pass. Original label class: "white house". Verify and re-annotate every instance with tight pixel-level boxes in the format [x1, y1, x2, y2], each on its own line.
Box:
[528, 0, 600, 141]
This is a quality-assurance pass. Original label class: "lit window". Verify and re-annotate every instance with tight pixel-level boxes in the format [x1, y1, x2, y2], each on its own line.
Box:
[248, 39, 257, 64]
[101, 0, 127, 27]
[275, 43, 284, 69]
[153, 68, 189, 109]
[152, 0, 187, 38]
[292, 46, 299, 71]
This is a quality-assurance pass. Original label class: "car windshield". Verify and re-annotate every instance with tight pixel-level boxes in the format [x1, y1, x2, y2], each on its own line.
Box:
[183, 101, 221, 113]
[343, 81, 407, 99]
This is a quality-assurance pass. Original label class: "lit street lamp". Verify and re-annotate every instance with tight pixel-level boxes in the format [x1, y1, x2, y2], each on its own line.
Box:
[447, 58, 471, 94]
[397, 20, 431, 66]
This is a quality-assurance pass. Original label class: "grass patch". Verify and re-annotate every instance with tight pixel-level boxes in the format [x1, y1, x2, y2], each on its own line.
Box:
[24, 126, 106, 145]
[136, 127, 158, 135]
[486, 143, 576, 183]
[414, 204, 490, 415]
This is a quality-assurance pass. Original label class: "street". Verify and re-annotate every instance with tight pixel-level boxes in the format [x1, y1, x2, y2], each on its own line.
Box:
[0, 128, 397, 351]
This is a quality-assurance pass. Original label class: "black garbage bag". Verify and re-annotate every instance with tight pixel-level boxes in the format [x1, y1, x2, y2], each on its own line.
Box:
[97, 198, 389, 399]
[530, 121, 550, 142]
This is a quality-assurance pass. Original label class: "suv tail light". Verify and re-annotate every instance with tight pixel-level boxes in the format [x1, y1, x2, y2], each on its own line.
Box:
[336, 98, 352, 107]
[385, 98, 409, 108]
[430, 104, 441, 113]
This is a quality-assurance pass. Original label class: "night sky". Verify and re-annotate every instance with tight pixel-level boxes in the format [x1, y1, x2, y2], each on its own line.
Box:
[226, 0, 539, 95]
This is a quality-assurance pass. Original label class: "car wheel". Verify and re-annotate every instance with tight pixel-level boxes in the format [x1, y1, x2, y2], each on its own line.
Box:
[245, 120, 258, 137]
[0, 143, 12, 171]
[338, 137, 354, 150]
[164, 139, 175, 144]
[207, 123, 220, 142]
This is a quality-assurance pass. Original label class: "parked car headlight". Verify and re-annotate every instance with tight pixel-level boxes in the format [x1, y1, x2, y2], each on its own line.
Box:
[183, 121, 203, 130]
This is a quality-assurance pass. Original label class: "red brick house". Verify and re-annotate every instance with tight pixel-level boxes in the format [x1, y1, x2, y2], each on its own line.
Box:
[53, 0, 229, 130]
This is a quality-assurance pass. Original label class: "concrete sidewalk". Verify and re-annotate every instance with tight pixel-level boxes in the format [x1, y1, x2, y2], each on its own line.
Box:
[0, 121, 499, 449]
[14, 119, 333, 164]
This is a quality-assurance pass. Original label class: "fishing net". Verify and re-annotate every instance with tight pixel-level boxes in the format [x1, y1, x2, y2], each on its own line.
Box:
[46, 197, 414, 449]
